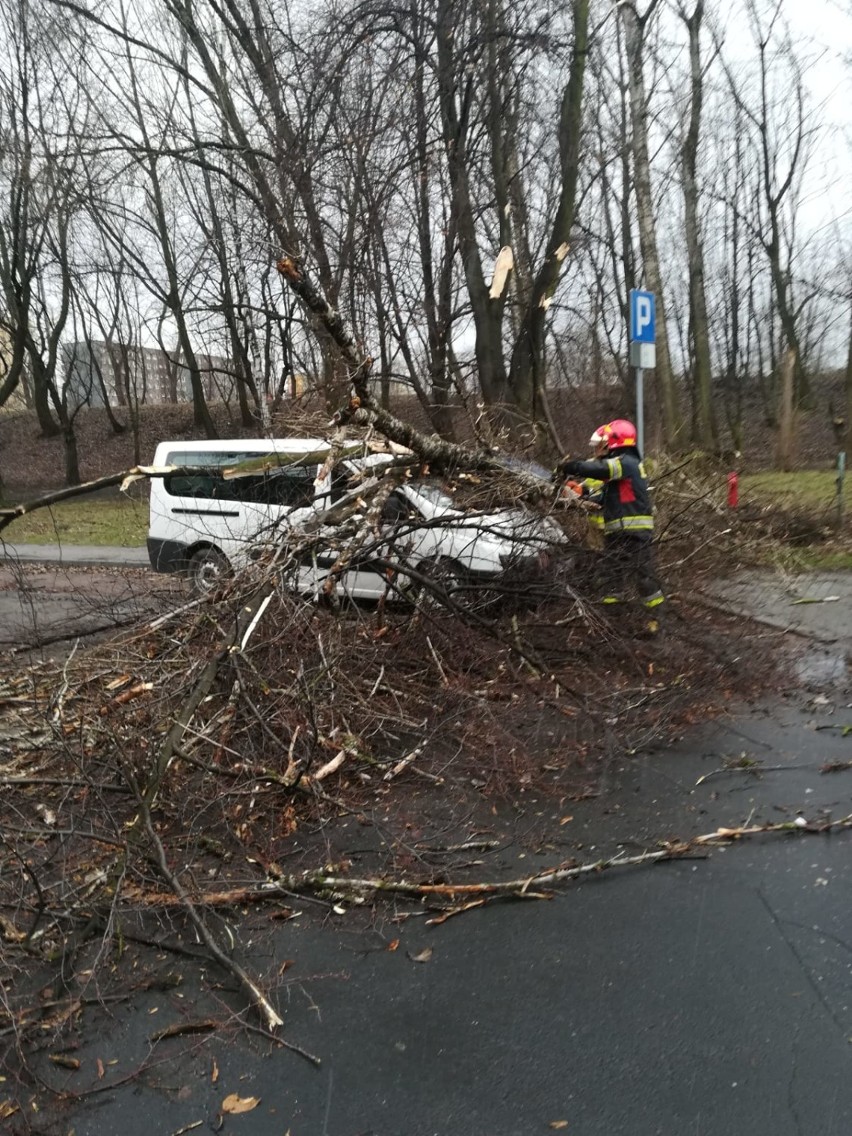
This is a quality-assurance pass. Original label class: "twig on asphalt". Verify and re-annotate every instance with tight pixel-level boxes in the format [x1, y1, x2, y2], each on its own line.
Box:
[111, 812, 852, 921]
[695, 763, 810, 786]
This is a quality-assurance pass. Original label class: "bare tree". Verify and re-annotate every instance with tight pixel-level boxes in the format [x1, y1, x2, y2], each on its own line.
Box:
[619, 0, 683, 448]
[676, 0, 717, 451]
[724, 0, 818, 413]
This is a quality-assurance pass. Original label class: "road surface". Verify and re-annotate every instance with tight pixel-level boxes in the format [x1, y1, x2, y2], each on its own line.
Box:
[1, 557, 851, 1134]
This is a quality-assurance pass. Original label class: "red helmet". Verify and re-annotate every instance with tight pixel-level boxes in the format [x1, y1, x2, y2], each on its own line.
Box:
[590, 419, 638, 451]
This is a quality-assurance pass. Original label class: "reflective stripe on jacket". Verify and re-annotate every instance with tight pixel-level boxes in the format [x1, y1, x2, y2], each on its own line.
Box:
[559, 449, 654, 537]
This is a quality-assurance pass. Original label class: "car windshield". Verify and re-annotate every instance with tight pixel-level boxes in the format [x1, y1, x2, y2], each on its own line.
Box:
[496, 456, 552, 480]
[411, 480, 457, 511]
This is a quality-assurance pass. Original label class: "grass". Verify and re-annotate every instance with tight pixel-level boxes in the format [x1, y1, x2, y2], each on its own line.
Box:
[736, 469, 852, 571]
[1, 493, 149, 547]
[762, 546, 852, 572]
[740, 470, 840, 514]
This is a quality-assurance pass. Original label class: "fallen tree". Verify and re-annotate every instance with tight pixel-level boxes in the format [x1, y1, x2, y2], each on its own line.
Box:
[0, 373, 771, 1128]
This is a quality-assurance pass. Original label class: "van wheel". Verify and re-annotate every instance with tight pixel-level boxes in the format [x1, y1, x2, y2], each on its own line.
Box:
[187, 548, 230, 596]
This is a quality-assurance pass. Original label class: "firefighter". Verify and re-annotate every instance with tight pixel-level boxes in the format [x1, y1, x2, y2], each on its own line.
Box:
[556, 419, 665, 623]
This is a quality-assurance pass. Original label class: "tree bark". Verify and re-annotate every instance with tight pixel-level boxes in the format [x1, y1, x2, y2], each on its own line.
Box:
[844, 299, 852, 458]
[679, 1, 716, 452]
[507, 0, 589, 423]
[435, 0, 512, 415]
[775, 347, 796, 472]
[621, 2, 683, 449]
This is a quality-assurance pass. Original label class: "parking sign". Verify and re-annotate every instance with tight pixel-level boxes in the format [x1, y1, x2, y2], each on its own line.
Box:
[630, 290, 655, 344]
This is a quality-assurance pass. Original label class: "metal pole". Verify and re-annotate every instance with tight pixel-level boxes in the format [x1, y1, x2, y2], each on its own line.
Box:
[636, 367, 644, 456]
[837, 450, 846, 530]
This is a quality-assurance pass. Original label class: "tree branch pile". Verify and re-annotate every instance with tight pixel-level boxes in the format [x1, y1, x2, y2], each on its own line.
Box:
[0, 451, 776, 1112]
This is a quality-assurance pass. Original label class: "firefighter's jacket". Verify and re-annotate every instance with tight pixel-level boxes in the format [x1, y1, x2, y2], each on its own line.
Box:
[560, 448, 653, 538]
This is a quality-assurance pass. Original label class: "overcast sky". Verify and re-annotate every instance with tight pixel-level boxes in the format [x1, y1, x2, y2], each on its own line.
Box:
[782, 0, 851, 235]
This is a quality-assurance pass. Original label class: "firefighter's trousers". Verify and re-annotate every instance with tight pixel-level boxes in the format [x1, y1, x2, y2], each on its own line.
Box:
[597, 533, 665, 608]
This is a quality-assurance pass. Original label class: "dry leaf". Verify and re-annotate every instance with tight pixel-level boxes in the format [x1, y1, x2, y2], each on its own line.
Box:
[387, 939, 400, 952]
[408, 947, 433, 963]
[559, 815, 574, 825]
[549, 1122, 569, 1130]
[96, 1058, 105, 1080]
[222, 1093, 260, 1114]
[0, 1101, 19, 1120]
[211, 1059, 219, 1084]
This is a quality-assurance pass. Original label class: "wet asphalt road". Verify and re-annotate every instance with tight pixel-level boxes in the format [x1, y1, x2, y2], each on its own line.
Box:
[3, 553, 852, 1134]
[0, 555, 178, 652]
[55, 678, 852, 1136]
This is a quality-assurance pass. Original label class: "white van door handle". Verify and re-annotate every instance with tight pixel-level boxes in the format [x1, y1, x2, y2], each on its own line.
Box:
[171, 506, 241, 518]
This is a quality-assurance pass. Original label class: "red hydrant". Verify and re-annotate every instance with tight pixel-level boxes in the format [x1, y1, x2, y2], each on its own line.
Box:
[727, 471, 739, 508]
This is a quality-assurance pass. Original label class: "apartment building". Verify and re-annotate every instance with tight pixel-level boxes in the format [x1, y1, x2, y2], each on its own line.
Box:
[63, 340, 234, 408]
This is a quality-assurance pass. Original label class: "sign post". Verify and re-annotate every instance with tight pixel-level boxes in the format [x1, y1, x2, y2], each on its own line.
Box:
[837, 450, 846, 530]
[629, 290, 656, 456]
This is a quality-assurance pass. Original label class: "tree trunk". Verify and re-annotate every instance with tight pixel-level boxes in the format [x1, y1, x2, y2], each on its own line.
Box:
[62, 422, 81, 486]
[411, 0, 456, 440]
[775, 347, 797, 472]
[507, 0, 589, 424]
[435, 0, 512, 415]
[621, 2, 683, 449]
[30, 360, 60, 437]
[680, 1, 716, 452]
[844, 299, 852, 458]
[0, 328, 27, 410]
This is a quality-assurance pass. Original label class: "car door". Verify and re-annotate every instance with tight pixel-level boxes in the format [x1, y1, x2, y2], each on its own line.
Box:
[157, 448, 260, 566]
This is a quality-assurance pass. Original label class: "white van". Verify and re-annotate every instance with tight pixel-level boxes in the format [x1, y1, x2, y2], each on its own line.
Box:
[147, 437, 561, 598]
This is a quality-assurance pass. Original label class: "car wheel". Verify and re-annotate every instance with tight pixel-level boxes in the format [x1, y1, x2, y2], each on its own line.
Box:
[187, 547, 230, 597]
[410, 557, 465, 609]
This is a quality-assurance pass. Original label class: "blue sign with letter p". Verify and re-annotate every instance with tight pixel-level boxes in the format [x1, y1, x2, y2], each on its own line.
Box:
[630, 290, 656, 344]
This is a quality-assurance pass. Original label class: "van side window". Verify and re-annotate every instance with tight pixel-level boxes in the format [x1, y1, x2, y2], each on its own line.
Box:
[246, 469, 316, 507]
[163, 452, 316, 508]
[163, 451, 252, 500]
[166, 472, 218, 499]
